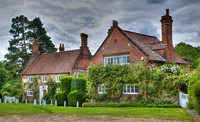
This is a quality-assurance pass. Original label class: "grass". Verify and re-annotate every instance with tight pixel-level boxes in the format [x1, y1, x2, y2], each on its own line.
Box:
[0, 103, 199, 121]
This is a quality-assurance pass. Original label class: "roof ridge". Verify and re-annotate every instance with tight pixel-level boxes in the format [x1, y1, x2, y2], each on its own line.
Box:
[123, 30, 157, 38]
[40, 49, 80, 55]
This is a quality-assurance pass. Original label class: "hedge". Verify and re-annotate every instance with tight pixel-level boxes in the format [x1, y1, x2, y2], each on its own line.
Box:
[188, 71, 200, 114]
[68, 90, 86, 107]
[71, 78, 86, 92]
[54, 91, 67, 106]
[82, 101, 179, 108]
[60, 76, 74, 94]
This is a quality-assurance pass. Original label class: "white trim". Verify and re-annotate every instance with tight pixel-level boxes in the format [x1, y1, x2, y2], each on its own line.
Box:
[27, 89, 34, 96]
[42, 76, 47, 82]
[56, 75, 62, 82]
[98, 84, 106, 94]
[123, 84, 138, 94]
[28, 76, 34, 83]
[104, 55, 130, 65]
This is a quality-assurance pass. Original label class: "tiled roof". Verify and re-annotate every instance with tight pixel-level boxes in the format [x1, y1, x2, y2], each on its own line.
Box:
[123, 30, 187, 63]
[22, 49, 80, 75]
[123, 30, 164, 61]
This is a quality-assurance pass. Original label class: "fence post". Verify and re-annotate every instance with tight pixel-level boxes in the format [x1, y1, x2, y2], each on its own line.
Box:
[55, 100, 57, 107]
[4, 96, 6, 103]
[0, 98, 1, 103]
[51, 100, 53, 105]
[39, 99, 42, 105]
[76, 101, 79, 108]
[34, 99, 37, 106]
[44, 100, 46, 106]
[64, 101, 66, 107]
[25, 99, 27, 104]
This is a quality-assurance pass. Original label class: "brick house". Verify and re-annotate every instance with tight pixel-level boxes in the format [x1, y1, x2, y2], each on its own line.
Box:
[21, 33, 92, 102]
[91, 9, 188, 98]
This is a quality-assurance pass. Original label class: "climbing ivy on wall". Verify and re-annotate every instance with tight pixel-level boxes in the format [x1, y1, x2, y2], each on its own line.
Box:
[87, 63, 190, 103]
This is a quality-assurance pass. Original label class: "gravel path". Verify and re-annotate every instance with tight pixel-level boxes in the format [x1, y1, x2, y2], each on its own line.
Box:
[0, 114, 180, 122]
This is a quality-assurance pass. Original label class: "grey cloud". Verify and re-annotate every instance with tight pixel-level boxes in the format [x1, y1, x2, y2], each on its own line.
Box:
[146, 0, 168, 4]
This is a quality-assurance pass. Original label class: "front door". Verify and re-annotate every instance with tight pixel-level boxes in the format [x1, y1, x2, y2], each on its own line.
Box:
[39, 85, 48, 100]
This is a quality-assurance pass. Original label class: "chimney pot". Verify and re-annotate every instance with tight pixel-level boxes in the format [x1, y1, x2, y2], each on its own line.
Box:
[166, 9, 169, 16]
[59, 43, 65, 52]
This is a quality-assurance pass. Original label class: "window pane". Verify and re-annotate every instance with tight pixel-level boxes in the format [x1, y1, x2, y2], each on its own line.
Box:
[135, 86, 138, 93]
[127, 56, 130, 63]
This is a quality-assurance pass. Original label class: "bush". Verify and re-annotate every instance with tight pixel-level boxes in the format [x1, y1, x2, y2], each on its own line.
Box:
[71, 78, 86, 92]
[188, 71, 200, 114]
[60, 76, 74, 94]
[54, 91, 67, 106]
[82, 101, 179, 108]
[68, 90, 86, 107]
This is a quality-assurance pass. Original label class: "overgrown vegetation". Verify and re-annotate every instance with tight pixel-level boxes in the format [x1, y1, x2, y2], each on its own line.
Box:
[188, 69, 200, 114]
[87, 63, 190, 103]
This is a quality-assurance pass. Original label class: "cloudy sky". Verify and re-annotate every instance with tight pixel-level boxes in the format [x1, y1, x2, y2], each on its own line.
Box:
[0, 0, 200, 60]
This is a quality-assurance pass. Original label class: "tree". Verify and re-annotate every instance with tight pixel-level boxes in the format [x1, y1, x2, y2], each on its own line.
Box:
[0, 62, 8, 89]
[175, 42, 200, 69]
[28, 17, 57, 53]
[5, 15, 57, 76]
[5, 15, 30, 67]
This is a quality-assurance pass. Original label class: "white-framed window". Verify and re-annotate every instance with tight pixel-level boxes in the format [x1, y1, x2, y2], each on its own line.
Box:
[28, 76, 34, 83]
[56, 75, 62, 82]
[27, 89, 34, 96]
[123, 84, 138, 94]
[98, 84, 106, 94]
[42, 76, 47, 82]
[56, 88, 60, 93]
[104, 55, 130, 65]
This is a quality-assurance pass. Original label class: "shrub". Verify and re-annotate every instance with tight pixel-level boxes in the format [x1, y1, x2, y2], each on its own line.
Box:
[82, 101, 179, 108]
[68, 90, 86, 107]
[60, 76, 74, 94]
[71, 78, 86, 92]
[188, 71, 200, 114]
[54, 91, 67, 106]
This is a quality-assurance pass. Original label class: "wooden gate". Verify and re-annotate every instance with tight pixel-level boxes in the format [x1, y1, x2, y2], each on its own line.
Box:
[179, 91, 188, 108]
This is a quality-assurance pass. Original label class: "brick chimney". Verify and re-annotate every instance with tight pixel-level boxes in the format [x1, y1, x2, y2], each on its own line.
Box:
[81, 33, 88, 47]
[161, 9, 175, 62]
[74, 33, 92, 70]
[107, 20, 118, 34]
[32, 41, 39, 56]
[59, 44, 65, 52]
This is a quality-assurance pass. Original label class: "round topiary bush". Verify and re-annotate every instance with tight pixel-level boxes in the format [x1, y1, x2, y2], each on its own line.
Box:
[68, 90, 86, 107]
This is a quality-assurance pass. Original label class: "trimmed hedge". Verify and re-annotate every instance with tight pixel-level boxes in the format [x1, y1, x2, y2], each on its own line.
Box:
[68, 90, 86, 107]
[60, 76, 74, 94]
[71, 78, 86, 92]
[54, 91, 67, 106]
[82, 101, 179, 108]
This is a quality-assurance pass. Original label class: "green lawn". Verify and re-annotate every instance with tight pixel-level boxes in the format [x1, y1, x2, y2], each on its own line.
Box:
[0, 103, 199, 121]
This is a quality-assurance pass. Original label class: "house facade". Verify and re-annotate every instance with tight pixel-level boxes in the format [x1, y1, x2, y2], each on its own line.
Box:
[21, 33, 92, 102]
[91, 9, 188, 98]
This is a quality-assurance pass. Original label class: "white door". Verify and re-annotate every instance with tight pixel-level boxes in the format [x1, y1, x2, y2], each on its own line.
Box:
[39, 85, 48, 100]
[179, 91, 188, 108]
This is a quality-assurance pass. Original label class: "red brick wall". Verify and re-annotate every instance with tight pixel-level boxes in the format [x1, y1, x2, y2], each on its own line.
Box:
[91, 28, 146, 65]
